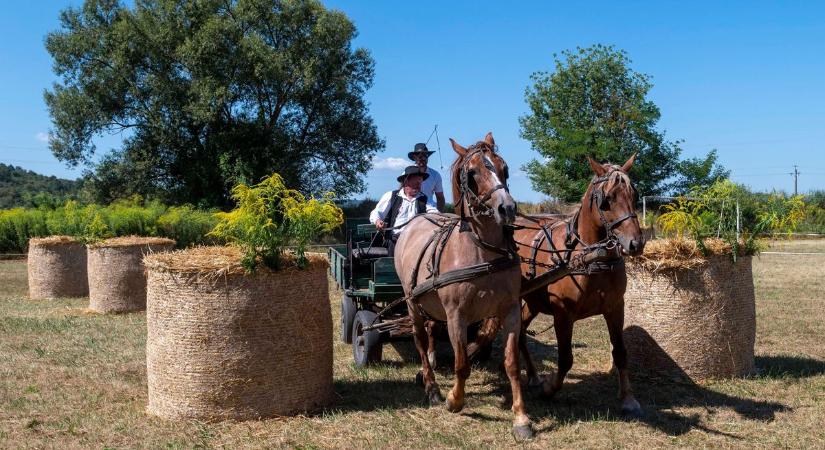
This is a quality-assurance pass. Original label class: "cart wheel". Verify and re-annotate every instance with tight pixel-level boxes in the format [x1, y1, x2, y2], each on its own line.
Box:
[352, 310, 383, 367]
[340, 293, 357, 344]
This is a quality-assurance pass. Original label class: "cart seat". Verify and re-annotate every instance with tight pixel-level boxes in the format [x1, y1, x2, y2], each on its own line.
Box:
[352, 246, 389, 260]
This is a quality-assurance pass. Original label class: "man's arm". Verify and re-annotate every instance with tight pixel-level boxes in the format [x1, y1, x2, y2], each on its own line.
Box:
[433, 171, 445, 212]
[435, 192, 446, 212]
[370, 191, 393, 229]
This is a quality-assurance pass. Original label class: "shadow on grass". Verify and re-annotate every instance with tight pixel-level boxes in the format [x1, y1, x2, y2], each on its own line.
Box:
[330, 328, 820, 438]
[331, 378, 428, 412]
[754, 355, 825, 379]
[502, 326, 799, 437]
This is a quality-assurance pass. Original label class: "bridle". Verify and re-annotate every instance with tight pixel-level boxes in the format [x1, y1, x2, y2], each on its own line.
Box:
[456, 144, 509, 220]
[564, 168, 638, 250]
[520, 167, 639, 279]
[586, 169, 639, 242]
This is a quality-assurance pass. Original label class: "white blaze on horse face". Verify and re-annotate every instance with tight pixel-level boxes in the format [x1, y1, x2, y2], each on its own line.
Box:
[483, 155, 504, 187]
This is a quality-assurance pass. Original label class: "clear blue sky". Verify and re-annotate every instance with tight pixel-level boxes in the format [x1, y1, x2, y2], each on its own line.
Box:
[1, 1, 823, 202]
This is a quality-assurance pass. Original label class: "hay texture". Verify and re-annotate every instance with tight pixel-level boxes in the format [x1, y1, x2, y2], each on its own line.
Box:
[623, 254, 756, 380]
[145, 246, 332, 420]
[27, 236, 88, 299]
[87, 237, 176, 313]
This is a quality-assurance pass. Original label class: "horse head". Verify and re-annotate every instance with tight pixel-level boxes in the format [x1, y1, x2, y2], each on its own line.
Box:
[450, 132, 516, 226]
[585, 154, 645, 256]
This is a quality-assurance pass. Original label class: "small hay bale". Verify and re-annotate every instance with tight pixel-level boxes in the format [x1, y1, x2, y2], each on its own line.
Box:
[144, 246, 332, 421]
[87, 236, 176, 313]
[27, 236, 88, 299]
[624, 244, 756, 380]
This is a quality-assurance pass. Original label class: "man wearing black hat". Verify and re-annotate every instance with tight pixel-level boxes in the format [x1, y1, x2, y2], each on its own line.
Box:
[369, 165, 438, 256]
[408, 143, 445, 212]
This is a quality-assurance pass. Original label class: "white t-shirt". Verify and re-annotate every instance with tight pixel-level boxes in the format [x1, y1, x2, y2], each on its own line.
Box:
[420, 167, 443, 207]
[369, 190, 438, 236]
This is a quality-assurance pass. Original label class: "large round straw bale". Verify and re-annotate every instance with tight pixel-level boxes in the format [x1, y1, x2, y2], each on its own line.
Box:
[623, 254, 755, 380]
[27, 236, 88, 299]
[144, 246, 332, 421]
[87, 236, 176, 313]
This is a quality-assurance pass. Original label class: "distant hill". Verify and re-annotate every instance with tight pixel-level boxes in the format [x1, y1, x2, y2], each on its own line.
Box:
[0, 163, 80, 209]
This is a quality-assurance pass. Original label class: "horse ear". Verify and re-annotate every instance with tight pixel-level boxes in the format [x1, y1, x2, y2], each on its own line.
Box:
[587, 156, 607, 176]
[483, 132, 495, 147]
[621, 153, 637, 173]
[450, 138, 467, 156]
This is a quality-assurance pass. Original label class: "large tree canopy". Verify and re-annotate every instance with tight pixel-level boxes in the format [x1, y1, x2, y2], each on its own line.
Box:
[520, 45, 682, 202]
[45, 0, 383, 207]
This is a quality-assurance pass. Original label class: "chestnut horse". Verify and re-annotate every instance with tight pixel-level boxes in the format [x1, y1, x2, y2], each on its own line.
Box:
[394, 133, 534, 439]
[514, 154, 645, 416]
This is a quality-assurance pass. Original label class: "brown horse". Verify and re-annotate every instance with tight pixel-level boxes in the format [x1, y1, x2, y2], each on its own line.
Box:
[394, 133, 534, 439]
[515, 154, 645, 416]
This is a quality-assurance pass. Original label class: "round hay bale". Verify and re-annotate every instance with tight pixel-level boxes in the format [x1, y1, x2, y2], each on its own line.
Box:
[87, 236, 176, 313]
[623, 254, 756, 380]
[144, 246, 332, 421]
[27, 236, 88, 299]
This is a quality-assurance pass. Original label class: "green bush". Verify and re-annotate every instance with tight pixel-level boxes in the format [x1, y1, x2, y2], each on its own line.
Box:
[157, 205, 219, 248]
[0, 208, 48, 253]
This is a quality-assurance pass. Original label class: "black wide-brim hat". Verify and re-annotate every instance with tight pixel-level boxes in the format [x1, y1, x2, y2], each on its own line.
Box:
[397, 165, 430, 182]
[408, 142, 435, 160]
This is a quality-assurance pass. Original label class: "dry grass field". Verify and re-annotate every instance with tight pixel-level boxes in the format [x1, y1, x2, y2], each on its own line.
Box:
[1, 242, 824, 449]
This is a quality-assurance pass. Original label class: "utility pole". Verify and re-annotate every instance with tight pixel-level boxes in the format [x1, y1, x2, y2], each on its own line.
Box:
[790, 165, 800, 196]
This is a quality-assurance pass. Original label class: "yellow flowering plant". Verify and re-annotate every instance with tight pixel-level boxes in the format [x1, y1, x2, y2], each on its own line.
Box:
[210, 174, 343, 272]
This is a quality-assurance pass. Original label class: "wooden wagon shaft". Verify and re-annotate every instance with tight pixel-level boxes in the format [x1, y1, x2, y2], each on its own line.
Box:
[364, 315, 412, 333]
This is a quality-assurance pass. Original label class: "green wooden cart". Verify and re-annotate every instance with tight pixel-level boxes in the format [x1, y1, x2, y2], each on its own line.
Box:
[328, 218, 408, 366]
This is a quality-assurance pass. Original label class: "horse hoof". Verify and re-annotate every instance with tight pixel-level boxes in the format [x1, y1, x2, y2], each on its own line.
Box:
[415, 371, 424, 387]
[512, 424, 534, 441]
[540, 384, 558, 399]
[620, 399, 643, 419]
[446, 400, 464, 413]
[427, 390, 444, 406]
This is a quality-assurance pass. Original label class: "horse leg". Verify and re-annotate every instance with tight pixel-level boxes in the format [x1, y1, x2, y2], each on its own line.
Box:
[502, 303, 533, 440]
[410, 307, 443, 405]
[519, 301, 541, 387]
[445, 317, 469, 413]
[541, 313, 573, 399]
[425, 320, 437, 368]
[604, 309, 642, 417]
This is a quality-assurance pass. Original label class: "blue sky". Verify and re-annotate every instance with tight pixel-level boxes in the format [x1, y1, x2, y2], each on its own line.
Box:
[1, 1, 823, 202]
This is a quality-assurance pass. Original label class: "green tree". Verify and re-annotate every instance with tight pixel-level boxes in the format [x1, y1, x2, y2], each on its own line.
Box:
[520, 45, 681, 202]
[673, 149, 730, 194]
[45, 0, 383, 207]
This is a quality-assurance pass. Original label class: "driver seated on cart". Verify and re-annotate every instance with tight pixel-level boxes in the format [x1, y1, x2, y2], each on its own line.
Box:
[370, 165, 438, 256]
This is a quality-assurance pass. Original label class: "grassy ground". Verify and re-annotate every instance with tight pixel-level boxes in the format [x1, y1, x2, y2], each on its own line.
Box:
[1, 242, 824, 449]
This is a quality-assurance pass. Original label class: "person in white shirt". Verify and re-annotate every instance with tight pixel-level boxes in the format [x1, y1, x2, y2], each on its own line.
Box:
[408, 143, 445, 212]
[370, 166, 439, 256]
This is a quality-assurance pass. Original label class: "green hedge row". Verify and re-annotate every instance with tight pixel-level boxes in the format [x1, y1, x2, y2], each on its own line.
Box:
[0, 199, 219, 253]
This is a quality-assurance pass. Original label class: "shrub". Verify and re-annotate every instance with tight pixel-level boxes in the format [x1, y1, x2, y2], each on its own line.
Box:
[0, 208, 48, 253]
[157, 205, 219, 248]
[210, 174, 343, 272]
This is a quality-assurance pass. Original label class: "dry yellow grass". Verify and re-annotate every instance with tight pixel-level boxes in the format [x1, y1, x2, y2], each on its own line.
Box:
[1, 240, 824, 448]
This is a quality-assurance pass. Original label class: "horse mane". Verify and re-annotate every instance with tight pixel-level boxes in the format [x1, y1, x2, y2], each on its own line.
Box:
[450, 141, 495, 213]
